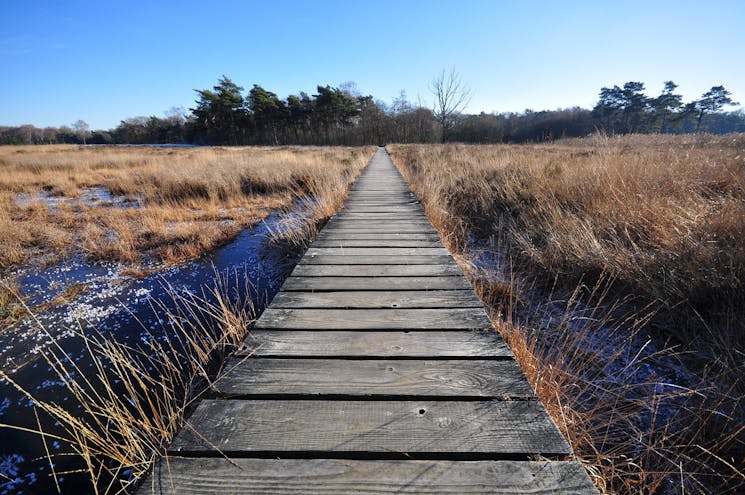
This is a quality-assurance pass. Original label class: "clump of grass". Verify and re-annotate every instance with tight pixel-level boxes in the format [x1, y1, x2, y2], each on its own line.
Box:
[0, 145, 373, 271]
[487, 278, 744, 494]
[0, 283, 24, 324]
[36, 283, 89, 312]
[390, 135, 745, 494]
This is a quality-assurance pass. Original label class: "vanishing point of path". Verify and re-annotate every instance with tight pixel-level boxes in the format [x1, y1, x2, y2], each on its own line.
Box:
[140, 149, 597, 493]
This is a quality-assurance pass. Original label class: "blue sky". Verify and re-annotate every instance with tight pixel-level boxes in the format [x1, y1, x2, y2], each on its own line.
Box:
[2, 0, 743, 130]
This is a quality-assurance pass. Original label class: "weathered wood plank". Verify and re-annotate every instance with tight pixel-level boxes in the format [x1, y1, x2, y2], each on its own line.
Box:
[290, 264, 462, 277]
[336, 210, 427, 216]
[344, 199, 416, 202]
[342, 202, 417, 207]
[322, 226, 436, 233]
[241, 330, 513, 358]
[214, 359, 534, 398]
[315, 232, 441, 241]
[170, 400, 571, 456]
[282, 276, 471, 291]
[306, 247, 449, 256]
[318, 231, 441, 238]
[299, 255, 454, 265]
[334, 210, 429, 222]
[326, 220, 433, 227]
[312, 239, 444, 248]
[321, 224, 439, 232]
[140, 459, 597, 495]
[255, 308, 493, 330]
[270, 290, 483, 309]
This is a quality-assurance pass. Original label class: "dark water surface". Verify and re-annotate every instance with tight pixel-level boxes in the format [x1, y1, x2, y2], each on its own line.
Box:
[0, 211, 304, 494]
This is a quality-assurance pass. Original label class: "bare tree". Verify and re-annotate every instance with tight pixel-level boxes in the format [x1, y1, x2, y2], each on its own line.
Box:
[72, 119, 91, 144]
[430, 68, 471, 142]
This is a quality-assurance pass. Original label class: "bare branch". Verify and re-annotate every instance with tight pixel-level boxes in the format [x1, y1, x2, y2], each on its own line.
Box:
[429, 68, 471, 141]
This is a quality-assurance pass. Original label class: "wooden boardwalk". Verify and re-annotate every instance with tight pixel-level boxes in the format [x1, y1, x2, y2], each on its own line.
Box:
[141, 149, 597, 493]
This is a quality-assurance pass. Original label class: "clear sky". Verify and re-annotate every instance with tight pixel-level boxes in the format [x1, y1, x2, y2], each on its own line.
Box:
[2, 0, 743, 130]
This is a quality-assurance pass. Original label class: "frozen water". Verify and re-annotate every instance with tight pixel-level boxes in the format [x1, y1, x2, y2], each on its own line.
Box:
[0, 205, 309, 494]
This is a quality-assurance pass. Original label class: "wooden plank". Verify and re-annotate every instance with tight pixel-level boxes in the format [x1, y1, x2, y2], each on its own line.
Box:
[290, 264, 462, 277]
[342, 200, 418, 204]
[306, 247, 449, 256]
[323, 225, 436, 233]
[214, 359, 534, 398]
[270, 290, 484, 309]
[333, 215, 430, 222]
[331, 218, 431, 224]
[337, 209, 426, 214]
[255, 308, 493, 330]
[170, 400, 571, 456]
[241, 330, 513, 358]
[312, 239, 444, 248]
[318, 230, 441, 237]
[282, 276, 471, 291]
[323, 220, 435, 228]
[342, 200, 415, 203]
[140, 459, 597, 495]
[321, 225, 438, 232]
[315, 232, 440, 241]
[299, 255, 454, 265]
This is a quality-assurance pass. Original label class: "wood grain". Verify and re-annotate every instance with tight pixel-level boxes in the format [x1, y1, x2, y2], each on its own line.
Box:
[312, 239, 444, 248]
[240, 330, 513, 358]
[316, 232, 440, 241]
[214, 358, 534, 398]
[281, 276, 471, 291]
[305, 247, 450, 256]
[270, 290, 483, 308]
[298, 255, 454, 265]
[256, 308, 493, 330]
[140, 459, 597, 494]
[290, 264, 462, 277]
[170, 399, 571, 456]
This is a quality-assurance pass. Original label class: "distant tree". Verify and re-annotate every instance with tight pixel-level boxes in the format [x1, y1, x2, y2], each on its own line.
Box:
[248, 85, 287, 144]
[593, 85, 625, 132]
[313, 85, 358, 144]
[651, 81, 684, 133]
[286, 92, 313, 143]
[72, 119, 91, 144]
[693, 85, 738, 132]
[620, 82, 649, 133]
[356, 95, 390, 145]
[592, 82, 649, 133]
[430, 68, 471, 142]
[192, 76, 246, 145]
[113, 117, 150, 143]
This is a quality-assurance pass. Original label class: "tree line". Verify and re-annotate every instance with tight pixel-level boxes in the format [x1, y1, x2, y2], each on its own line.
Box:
[1, 76, 742, 146]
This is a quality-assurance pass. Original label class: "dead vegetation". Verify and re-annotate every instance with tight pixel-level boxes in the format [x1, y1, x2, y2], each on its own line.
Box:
[389, 134, 745, 494]
[0, 145, 372, 271]
[0, 274, 256, 494]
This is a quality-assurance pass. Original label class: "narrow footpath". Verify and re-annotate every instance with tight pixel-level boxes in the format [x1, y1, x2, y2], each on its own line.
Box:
[140, 148, 597, 494]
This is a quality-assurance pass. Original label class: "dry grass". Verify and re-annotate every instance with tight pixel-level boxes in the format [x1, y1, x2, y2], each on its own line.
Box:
[0, 145, 372, 492]
[0, 282, 24, 324]
[390, 135, 745, 494]
[0, 273, 256, 494]
[390, 135, 745, 306]
[0, 145, 373, 271]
